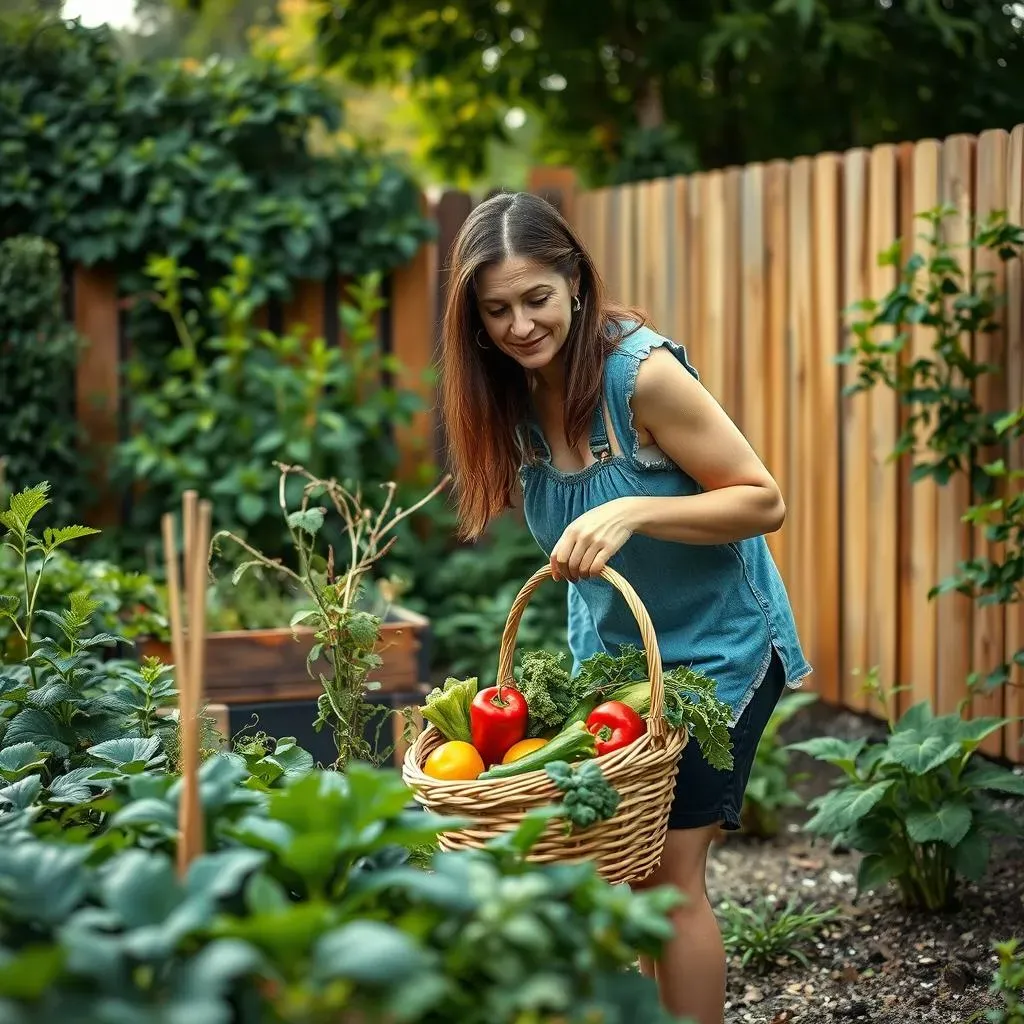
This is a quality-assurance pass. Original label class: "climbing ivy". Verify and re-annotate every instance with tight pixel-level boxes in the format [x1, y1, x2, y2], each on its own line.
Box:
[0, 15, 433, 306]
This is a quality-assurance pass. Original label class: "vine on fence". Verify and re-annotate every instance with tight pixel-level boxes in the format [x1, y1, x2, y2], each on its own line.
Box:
[0, 235, 90, 526]
[0, 16, 433, 306]
[840, 204, 1024, 692]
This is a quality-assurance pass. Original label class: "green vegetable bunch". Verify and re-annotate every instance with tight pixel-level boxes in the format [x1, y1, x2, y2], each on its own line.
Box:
[546, 759, 622, 832]
[517, 650, 591, 736]
[421, 675, 479, 743]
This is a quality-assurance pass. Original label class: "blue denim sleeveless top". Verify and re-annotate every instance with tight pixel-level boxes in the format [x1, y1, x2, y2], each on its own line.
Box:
[518, 323, 812, 726]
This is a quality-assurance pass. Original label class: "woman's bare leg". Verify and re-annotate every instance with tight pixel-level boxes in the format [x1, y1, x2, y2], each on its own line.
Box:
[636, 824, 725, 1024]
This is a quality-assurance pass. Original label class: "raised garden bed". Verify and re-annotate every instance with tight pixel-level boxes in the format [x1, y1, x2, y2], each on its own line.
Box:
[137, 605, 431, 705]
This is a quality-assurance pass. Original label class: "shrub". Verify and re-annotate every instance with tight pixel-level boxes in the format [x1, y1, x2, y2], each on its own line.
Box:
[0, 235, 89, 526]
[0, 17, 432, 294]
[113, 255, 419, 567]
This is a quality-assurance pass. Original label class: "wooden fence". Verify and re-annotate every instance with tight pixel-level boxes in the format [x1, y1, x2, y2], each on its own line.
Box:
[65, 128, 1024, 761]
[572, 126, 1024, 762]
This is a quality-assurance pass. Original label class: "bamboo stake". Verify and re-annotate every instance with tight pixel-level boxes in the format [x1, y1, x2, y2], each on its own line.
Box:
[162, 488, 211, 878]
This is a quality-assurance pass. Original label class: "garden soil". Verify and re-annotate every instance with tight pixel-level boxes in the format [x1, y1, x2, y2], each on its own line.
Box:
[709, 704, 1024, 1024]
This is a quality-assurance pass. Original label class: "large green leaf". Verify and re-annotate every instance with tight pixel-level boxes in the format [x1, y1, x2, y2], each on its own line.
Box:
[47, 767, 109, 805]
[881, 731, 961, 775]
[0, 742, 49, 782]
[785, 736, 865, 776]
[172, 938, 263, 1000]
[0, 775, 43, 810]
[856, 852, 905, 895]
[962, 764, 1024, 796]
[893, 701, 934, 734]
[311, 921, 436, 985]
[88, 736, 164, 773]
[804, 780, 895, 835]
[905, 799, 972, 847]
[3, 709, 72, 758]
[0, 841, 90, 925]
[109, 797, 179, 834]
[185, 850, 267, 903]
[263, 737, 314, 783]
[951, 829, 990, 882]
[99, 850, 188, 927]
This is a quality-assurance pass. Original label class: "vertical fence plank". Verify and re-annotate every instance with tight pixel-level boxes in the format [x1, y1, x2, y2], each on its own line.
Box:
[702, 171, 727, 405]
[593, 188, 610, 294]
[1005, 125, 1024, 762]
[619, 184, 637, 306]
[900, 139, 942, 719]
[649, 179, 672, 335]
[788, 157, 815, 669]
[282, 281, 326, 342]
[938, 135, 976, 715]
[840, 148, 871, 711]
[811, 152, 842, 703]
[74, 265, 121, 527]
[390, 196, 438, 480]
[973, 129, 1010, 756]
[686, 173, 707, 375]
[605, 187, 622, 301]
[723, 168, 743, 421]
[669, 177, 688, 346]
[764, 161, 790, 576]
[636, 182, 655, 317]
[528, 166, 577, 225]
[740, 163, 767, 461]
[865, 144, 901, 708]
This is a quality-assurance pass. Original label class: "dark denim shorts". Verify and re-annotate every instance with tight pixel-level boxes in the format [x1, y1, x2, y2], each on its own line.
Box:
[667, 649, 787, 831]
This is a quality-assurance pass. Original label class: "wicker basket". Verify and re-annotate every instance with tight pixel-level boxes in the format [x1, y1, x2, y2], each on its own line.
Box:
[402, 564, 688, 885]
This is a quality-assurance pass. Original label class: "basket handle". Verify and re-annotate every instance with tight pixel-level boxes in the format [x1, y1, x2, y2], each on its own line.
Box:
[495, 564, 667, 740]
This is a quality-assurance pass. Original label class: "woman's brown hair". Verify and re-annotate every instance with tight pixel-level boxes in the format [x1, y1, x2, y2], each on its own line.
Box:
[440, 191, 646, 540]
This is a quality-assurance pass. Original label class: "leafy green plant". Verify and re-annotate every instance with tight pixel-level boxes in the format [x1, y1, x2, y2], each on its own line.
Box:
[0, 17, 431, 290]
[0, 541, 167, 661]
[741, 690, 817, 838]
[841, 206, 1024, 691]
[970, 938, 1024, 1024]
[718, 895, 839, 974]
[789, 674, 1024, 911]
[0, 235, 90, 527]
[0, 756, 691, 1024]
[211, 462, 449, 770]
[0, 483, 182, 801]
[114, 256, 422, 568]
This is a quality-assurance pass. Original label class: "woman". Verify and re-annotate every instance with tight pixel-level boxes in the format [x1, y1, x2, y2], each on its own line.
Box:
[439, 190, 811, 1024]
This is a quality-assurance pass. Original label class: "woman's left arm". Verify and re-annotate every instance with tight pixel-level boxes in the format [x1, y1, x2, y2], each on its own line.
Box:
[550, 347, 786, 581]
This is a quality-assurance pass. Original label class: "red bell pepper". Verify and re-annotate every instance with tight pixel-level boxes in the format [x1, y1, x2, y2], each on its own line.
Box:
[585, 700, 646, 756]
[470, 683, 529, 766]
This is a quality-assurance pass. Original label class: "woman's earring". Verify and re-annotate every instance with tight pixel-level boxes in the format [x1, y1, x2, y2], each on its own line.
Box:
[572, 295, 581, 312]
[475, 329, 490, 349]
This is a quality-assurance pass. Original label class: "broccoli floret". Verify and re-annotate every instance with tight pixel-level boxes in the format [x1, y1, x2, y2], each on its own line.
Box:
[544, 759, 621, 832]
[517, 650, 590, 736]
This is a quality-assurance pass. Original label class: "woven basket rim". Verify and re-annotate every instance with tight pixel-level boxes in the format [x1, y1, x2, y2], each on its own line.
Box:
[404, 720, 688, 792]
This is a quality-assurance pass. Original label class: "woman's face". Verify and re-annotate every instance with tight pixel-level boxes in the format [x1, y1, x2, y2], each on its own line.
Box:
[474, 256, 577, 371]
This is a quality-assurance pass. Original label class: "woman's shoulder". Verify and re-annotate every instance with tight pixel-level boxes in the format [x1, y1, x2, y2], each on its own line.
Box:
[604, 318, 700, 382]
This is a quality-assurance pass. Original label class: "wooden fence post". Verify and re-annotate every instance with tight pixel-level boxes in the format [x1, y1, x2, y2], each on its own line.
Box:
[73, 264, 121, 528]
[390, 193, 438, 481]
[529, 167, 578, 225]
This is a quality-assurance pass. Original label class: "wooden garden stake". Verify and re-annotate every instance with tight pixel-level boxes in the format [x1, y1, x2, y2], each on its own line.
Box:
[161, 488, 211, 878]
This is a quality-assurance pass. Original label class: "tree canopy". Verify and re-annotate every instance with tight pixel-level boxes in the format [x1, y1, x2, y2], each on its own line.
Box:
[312, 0, 1024, 184]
